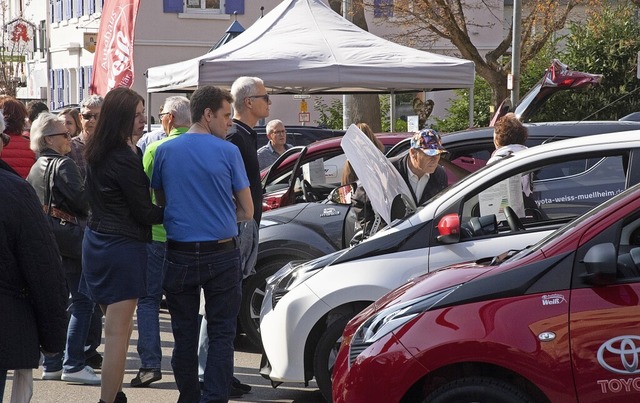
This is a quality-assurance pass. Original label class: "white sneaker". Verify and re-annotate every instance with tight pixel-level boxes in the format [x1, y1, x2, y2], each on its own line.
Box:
[61, 366, 101, 385]
[41, 369, 62, 380]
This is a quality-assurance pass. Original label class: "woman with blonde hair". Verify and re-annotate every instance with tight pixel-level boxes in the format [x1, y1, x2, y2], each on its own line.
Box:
[341, 123, 385, 185]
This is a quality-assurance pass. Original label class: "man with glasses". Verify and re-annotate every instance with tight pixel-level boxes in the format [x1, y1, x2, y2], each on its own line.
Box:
[69, 95, 103, 179]
[136, 104, 169, 154]
[257, 119, 292, 170]
[195, 76, 270, 396]
[66, 94, 104, 372]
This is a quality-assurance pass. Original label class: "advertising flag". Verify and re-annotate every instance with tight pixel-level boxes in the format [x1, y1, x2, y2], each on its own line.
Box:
[90, 0, 140, 95]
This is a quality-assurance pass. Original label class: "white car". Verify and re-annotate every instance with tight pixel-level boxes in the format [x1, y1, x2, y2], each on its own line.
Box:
[259, 129, 640, 401]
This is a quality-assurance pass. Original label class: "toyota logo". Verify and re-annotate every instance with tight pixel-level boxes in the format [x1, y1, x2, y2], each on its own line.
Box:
[597, 336, 640, 375]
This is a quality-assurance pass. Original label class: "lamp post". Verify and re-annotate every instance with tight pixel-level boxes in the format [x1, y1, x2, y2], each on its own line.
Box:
[510, 0, 522, 106]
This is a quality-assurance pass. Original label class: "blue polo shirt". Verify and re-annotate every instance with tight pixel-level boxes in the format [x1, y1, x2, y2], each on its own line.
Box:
[151, 133, 249, 242]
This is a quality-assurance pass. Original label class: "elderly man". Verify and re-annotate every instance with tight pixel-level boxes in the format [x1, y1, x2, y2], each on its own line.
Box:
[257, 119, 292, 170]
[351, 129, 449, 241]
[130, 96, 191, 388]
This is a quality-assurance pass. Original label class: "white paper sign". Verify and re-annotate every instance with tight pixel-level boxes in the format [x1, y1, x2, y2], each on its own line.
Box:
[407, 115, 419, 132]
[478, 176, 525, 221]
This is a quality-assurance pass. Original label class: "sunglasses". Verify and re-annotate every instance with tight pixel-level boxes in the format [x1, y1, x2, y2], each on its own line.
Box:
[81, 113, 99, 120]
[49, 132, 72, 139]
[158, 112, 171, 120]
[248, 94, 270, 103]
[1, 133, 9, 146]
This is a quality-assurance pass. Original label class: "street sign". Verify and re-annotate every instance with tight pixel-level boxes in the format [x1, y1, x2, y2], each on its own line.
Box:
[293, 94, 310, 99]
[298, 112, 310, 123]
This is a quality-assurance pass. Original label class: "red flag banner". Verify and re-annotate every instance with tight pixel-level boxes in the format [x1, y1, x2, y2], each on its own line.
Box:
[90, 0, 140, 95]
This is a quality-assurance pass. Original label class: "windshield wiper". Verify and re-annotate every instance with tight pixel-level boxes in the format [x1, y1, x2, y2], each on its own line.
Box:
[490, 249, 522, 266]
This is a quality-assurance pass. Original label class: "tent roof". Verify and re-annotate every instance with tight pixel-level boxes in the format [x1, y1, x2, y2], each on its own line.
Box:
[146, 0, 475, 94]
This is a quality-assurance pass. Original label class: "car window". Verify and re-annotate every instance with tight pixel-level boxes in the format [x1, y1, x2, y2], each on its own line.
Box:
[459, 151, 628, 238]
[301, 154, 347, 186]
[616, 215, 640, 280]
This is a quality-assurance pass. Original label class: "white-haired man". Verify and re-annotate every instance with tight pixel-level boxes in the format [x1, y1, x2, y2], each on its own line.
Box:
[257, 119, 292, 170]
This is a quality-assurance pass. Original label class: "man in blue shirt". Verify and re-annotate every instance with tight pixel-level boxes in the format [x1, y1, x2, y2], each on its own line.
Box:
[151, 86, 253, 402]
[257, 119, 293, 170]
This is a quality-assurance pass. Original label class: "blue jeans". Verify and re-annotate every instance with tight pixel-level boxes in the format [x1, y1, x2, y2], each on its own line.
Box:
[163, 245, 241, 403]
[43, 266, 97, 373]
[135, 241, 165, 369]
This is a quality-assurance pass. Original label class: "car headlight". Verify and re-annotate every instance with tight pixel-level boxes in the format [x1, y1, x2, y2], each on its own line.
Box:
[349, 285, 459, 366]
[271, 250, 345, 307]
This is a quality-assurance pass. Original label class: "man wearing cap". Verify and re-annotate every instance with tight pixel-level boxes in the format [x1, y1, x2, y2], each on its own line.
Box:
[394, 128, 448, 206]
[350, 128, 448, 243]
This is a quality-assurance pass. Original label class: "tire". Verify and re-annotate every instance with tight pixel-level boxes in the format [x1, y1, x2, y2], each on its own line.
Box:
[239, 258, 293, 349]
[425, 376, 536, 403]
[313, 315, 352, 403]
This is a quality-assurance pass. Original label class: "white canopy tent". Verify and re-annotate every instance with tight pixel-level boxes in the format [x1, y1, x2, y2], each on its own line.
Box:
[145, 0, 475, 123]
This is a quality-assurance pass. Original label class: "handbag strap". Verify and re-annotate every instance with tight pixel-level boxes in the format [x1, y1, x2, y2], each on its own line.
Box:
[43, 157, 61, 215]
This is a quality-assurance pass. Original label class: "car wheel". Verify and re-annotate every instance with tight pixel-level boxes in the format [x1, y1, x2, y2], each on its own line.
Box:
[239, 258, 293, 349]
[424, 376, 535, 403]
[313, 315, 352, 403]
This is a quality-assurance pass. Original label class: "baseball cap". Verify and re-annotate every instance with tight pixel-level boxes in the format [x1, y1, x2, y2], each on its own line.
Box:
[410, 129, 446, 156]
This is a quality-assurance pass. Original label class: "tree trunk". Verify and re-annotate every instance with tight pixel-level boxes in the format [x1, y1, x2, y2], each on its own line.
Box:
[349, 94, 382, 132]
[328, 0, 382, 131]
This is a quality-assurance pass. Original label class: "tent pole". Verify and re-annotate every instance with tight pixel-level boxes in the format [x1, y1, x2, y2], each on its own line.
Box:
[342, 0, 352, 130]
[468, 85, 474, 128]
[390, 91, 395, 132]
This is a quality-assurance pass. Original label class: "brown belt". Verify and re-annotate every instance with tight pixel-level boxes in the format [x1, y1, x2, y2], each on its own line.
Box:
[43, 206, 79, 225]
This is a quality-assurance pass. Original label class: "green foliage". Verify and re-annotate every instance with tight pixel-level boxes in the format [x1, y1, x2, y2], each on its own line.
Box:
[433, 76, 493, 132]
[537, 1, 640, 121]
[313, 96, 343, 129]
[380, 94, 408, 132]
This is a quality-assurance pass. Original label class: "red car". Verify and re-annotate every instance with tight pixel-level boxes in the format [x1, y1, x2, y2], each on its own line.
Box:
[333, 182, 640, 403]
[260, 133, 412, 211]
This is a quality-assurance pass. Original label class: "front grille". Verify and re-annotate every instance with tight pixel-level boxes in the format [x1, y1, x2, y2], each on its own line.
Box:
[349, 343, 371, 366]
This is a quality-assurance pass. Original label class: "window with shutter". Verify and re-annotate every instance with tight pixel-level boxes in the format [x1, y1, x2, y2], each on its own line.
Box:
[79, 66, 85, 103]
[55, 0, 63, 22]
[184, 0, 222, 14]
[49, 69, 55, 109]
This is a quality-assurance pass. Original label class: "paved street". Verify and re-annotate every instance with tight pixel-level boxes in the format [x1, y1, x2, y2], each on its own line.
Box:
[2, 309, 324, 403]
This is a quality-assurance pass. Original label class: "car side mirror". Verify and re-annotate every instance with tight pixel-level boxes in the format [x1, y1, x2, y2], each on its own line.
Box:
[581, 243, 617, 286]
[437, 214, 461, 244]
[329, 183, 354, 205]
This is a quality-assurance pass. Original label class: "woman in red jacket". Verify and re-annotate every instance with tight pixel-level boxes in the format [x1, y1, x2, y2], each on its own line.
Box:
[0, 95, 34, 178]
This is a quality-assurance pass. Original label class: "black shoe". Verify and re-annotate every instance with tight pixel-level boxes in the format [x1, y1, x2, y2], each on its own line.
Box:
[130, 368, 162, 387]
[85, 354, 103, 370]
[232, 377, 252, 393]
[114, 391, 127, 403]
[229, 384, 245, 398]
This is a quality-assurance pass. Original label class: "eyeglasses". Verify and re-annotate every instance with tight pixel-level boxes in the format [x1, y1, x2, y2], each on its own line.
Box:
[81, 113, 99, 121]
[158, 112, 170, 120]
[271, 130, 287, 135]
[49, 132, 72, 139]
[248, 94, 270, 103]
[1, 133, 9, 146]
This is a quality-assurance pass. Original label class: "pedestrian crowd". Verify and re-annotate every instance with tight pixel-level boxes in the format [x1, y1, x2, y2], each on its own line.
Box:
[0, 80, 491, 403]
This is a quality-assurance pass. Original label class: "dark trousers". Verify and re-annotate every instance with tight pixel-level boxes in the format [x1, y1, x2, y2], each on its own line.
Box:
[163, 245, 242, 403]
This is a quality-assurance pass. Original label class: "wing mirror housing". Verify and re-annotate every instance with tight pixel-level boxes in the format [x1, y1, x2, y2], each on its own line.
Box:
[581, 243, 617, 286]
[329, 183, 354, 205]
[437, 214, 460, 244]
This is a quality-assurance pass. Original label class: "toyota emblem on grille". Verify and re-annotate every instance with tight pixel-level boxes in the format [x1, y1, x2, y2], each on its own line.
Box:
[597, 336, 640, 375]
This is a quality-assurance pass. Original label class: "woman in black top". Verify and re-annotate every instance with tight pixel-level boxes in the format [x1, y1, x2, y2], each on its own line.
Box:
[81, 88, 163, 403]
